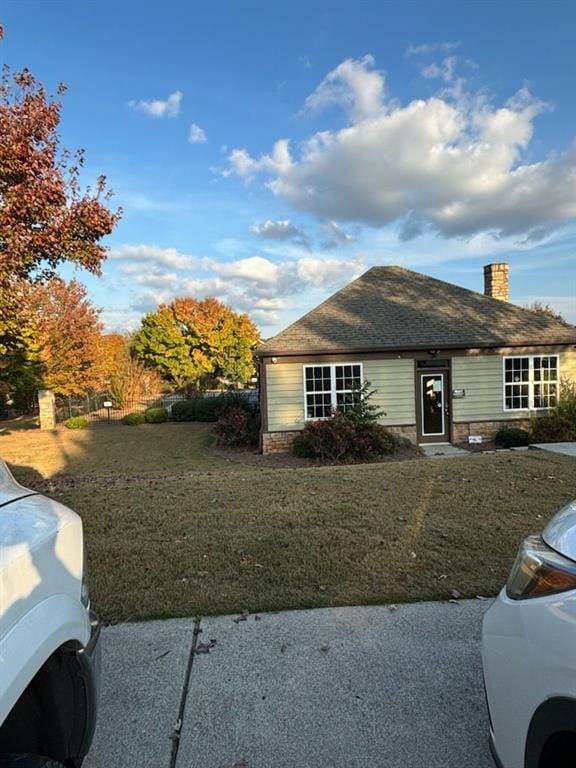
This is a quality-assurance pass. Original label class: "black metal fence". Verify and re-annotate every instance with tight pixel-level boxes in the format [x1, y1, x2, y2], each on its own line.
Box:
[55, 390, 258, 425]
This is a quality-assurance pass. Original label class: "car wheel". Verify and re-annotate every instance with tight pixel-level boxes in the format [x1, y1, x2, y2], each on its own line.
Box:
[0, 756, 65, 768]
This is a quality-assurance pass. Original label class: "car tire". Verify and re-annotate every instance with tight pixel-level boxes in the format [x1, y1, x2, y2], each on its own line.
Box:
[0, 756, 65, 768]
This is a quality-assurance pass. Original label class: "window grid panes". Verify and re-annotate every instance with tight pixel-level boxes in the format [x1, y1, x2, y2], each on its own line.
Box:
[504, 356, 559, 411]
[304, 363, 363, 419]
[305, 366, 333, 418]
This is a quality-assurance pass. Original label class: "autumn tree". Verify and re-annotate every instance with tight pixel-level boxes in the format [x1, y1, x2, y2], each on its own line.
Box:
[527, 301, 571, 327]
[93, 332, 127, 390]
[0, 31, 121, 353]
[132, 297, 261, 390]
[20, 278, 105, 396]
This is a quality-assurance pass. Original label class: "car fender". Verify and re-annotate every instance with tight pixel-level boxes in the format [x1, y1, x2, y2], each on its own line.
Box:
[0, 593, 91, 726]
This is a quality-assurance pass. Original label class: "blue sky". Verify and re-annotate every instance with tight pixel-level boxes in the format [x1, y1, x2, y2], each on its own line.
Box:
[3, 0, 576, 335]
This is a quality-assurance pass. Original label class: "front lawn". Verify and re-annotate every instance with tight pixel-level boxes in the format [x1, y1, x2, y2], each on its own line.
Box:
[3, 423, 573, 621]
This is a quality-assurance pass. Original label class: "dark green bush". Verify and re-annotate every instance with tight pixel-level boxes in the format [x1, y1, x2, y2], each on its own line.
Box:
[293, 411, 398, 463]
[64, 416, 88, 430]
[123, 411, 146, 426]
[171, 400, 198, 421]
[171, 393, 257, 422]
[171, 397, 221, 422]
[193, 397, 222, 422]
[532, 415, 576, 443]
[494, 426, 531, 448]
[214, 407, 260, 447]
[144, 406, 169, 423]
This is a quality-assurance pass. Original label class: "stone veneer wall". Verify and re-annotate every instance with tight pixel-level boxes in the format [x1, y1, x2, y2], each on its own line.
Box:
[261, 430, 302, 454]
[452, 419, 532, 443]
[261, 425, 418, 454]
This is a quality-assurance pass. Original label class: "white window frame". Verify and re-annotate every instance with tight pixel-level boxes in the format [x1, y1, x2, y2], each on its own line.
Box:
[502, 354, 560, 412]
[302, 362, 364, 421]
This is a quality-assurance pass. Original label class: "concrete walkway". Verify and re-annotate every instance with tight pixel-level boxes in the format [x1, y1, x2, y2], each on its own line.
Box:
[85, 601, 493, 768]
[532, 442, 576, 457]
[420, 443, 469, 458]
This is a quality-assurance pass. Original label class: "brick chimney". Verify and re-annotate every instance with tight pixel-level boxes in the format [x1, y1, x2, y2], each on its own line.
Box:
[483, 263, 509, 301]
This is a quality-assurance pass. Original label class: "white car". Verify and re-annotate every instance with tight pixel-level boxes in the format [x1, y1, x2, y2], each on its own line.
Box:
[483, 499, 576, 768]
[0, 460, 100, 767]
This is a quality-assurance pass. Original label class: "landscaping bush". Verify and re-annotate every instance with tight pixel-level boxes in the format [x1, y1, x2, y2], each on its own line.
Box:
[292, 381, 396, 463]
[293, 411, 398, 463]
[494, 426, 531, 448]
[555, 378, 576, 426]
[171, 397, 222, 422]
[144, 406, 169, 424]
[123, 411, 146, 426]
[532, 415, 576, 443]
[171, 400, 198, 421]
[64, 416, 88, 430]
[214, 407, 260, 447]
[193, 397, 222, 422]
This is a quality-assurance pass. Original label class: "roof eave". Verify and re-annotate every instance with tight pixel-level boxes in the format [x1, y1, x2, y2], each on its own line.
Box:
[255, 337, 576, 358]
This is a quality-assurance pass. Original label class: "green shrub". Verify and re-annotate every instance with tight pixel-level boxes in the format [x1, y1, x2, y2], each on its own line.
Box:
[214, 407, 260, 447]
[532, 415, 576, 443]
[494, 426, 531, 448]
[193, 397, 222, 422]
[123, 411, 146, 426]
[171, 400, 198, 421]
[293, 411, 398, 463]
[144, 406, 169, 423]
[64, 416, 89, 430]
[171, 395, 248, 422]
[555, 378, 576, 426]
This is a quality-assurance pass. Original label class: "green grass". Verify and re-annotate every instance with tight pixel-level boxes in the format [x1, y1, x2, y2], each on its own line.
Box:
[2, 423, 576, 622]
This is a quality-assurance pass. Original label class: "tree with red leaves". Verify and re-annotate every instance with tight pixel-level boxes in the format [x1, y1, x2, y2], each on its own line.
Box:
[0, 24, 121, 350]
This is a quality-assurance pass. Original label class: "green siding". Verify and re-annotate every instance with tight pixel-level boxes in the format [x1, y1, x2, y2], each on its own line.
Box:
[452, 348, 576, 423]
[266, 358, 416, 432]
[363, 359, 416, 426]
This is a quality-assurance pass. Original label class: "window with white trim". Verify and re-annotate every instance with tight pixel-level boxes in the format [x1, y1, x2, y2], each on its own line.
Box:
[503, 355, 559, 411]
[304, 363, 363, 419]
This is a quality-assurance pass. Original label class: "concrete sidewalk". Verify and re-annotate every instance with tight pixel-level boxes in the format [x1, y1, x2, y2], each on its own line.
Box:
[532, 441, 576, 457]
[85, 601, 493, 768]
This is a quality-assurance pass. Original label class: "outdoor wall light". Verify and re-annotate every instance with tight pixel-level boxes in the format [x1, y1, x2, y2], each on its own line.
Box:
[271, 357, 278, 363]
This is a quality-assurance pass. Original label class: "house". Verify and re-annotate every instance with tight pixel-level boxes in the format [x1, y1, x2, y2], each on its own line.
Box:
[256, 263, 576, 453]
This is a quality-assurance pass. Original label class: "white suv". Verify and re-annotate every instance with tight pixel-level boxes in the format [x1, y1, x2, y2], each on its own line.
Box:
[483, 499, 576, 768]
[0, 460, 100, 767]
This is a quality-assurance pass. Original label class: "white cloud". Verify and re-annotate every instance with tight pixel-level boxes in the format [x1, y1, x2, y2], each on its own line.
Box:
[422, 56, 458, 83]
[123, 251, 367, 330]
[109, 244, 196, 270]
[225, 138, 292, 179]
[303, 54, 384, 122]
[406, 41, 461, 57]
[321, 220, 355, 248]
[129, 91, 182, 118]
[188, 123, 208, 144]
[225, 55, 576, 241]
[212, 256, 280, 284]
[251, 219, 309, 246]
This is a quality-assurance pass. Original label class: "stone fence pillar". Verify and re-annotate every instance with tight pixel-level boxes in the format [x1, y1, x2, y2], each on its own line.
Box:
[38, 389, 57, 430]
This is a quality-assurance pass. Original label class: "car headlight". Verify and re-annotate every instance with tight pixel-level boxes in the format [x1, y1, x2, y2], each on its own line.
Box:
[506, 534, 576, 600]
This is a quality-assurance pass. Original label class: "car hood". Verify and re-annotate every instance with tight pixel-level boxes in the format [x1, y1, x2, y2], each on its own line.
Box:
[0, 460, 83, 637]
[0, 460, 37, 506]
[542, 500, 576, 562]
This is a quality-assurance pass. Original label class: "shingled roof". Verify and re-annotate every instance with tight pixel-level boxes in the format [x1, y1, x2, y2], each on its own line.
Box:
[258, 266, 576, 356]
